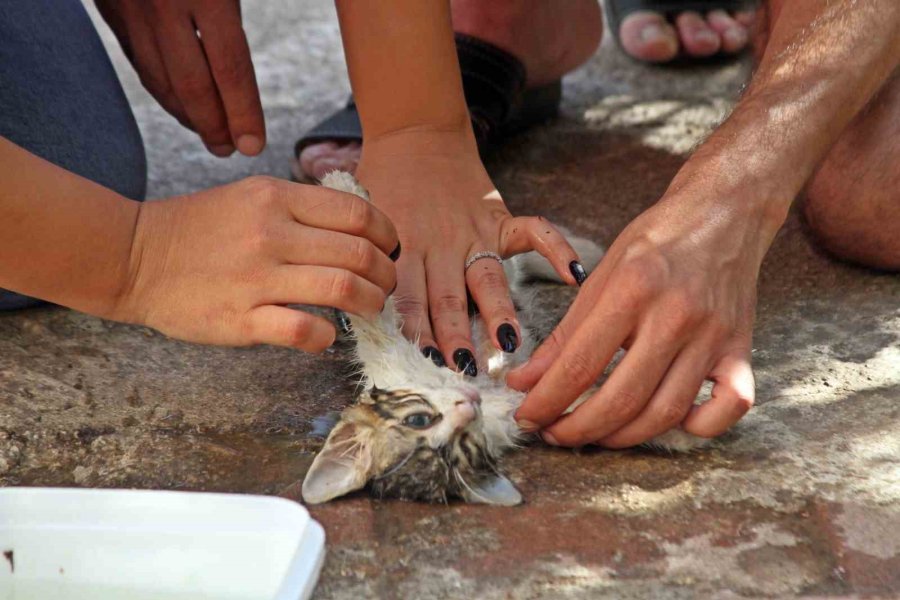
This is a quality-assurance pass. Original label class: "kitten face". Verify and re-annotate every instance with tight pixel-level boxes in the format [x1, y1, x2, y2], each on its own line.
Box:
[302, 385, 521, 505]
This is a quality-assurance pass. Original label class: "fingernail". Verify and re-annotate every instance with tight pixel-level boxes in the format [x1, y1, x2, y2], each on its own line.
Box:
[389, 242, 402, 262]
[453, 349, 477, 377]
[422, 346, 446, 367]
[516, 419, 539, 433]
[209, 144, 235, 157]
[640, 23, 666, 42]
[569, 261, 587, 286]
[497, 323, 518, 353]
[542, 432, 560, 446]
[236, 134, 264, 156]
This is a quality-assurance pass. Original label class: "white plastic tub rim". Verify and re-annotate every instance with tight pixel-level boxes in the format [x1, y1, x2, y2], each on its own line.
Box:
[0, 487, 325, 600]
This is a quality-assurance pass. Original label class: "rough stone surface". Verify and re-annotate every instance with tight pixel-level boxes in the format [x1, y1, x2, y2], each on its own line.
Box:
[1, 2, 898, 598]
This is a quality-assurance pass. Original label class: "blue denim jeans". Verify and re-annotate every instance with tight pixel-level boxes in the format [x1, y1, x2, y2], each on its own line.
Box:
[0, 0, 147, 310]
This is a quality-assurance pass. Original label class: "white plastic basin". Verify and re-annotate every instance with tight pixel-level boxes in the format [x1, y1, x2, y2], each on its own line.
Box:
[0, 487, 325, 600]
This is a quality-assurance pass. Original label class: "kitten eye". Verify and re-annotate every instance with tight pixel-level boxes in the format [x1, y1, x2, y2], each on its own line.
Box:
[402, 413, 435, 429]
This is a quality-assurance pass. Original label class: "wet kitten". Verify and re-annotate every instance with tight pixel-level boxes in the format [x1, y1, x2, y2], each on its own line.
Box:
[301, 172, 704, 506]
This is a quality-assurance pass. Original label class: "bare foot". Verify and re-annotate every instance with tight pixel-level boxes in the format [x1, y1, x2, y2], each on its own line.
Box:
[619, 8, 756, 63]
[297, 0, 602, 181]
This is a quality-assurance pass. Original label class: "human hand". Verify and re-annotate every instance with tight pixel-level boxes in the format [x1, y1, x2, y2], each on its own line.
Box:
[508, 178, 780, 446]
[112, 176, 399, 351]
[94, 0, 265, 157]
[356, 131, 582, 375]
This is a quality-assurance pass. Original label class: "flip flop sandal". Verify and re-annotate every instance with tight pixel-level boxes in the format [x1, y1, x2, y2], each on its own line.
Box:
[604, 0, 758, 63]
[292, 33, 561, 182]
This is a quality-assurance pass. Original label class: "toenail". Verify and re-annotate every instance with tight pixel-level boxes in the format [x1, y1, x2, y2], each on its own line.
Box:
[724, 28, 747, 46]
[640, 23, 667, 42]
[696, 29, 718, 44]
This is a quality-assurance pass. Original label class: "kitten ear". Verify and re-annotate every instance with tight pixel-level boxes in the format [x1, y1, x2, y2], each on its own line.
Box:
[460, 472, 523, 506]
[302, 422, 373, 504]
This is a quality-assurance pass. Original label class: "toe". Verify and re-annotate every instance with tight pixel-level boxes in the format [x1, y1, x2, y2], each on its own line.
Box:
[309, 142, 361, 180]
[299, 141, 362, 181]
[706, 10, 749, 53]
[619, 11, 679, 63]
[299, 141, 339, 180]
[674, 11, 721, 57]
[734, 9, 757, 29]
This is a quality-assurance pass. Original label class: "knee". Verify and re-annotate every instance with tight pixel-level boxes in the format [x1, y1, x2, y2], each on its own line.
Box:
[803, 174, 900, 271]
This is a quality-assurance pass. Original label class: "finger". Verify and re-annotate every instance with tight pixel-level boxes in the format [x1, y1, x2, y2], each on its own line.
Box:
[278, 224, 396, 295]
[705, 10, 749, 53]
[682, 350, 754, 438]
[393, 253, 443, 366]
[244, 305, 335, 352]
[465, 253, 520, 353]
[194, 1, 266, 156]
[152, 8, 233, 154]
[506, 253, 618, 393]
[284, 185, 400, 259]
[427, 251, 477, 376]
[97, 2, 193, 129]
[598, 343, 711, 448]
[266, 266, 386, 320]
[540, 329, 681, 447]
[500, 216, 583, 286]
[513, 299, 634, 430]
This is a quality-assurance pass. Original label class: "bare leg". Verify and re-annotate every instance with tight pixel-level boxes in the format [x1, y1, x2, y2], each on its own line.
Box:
[758, 0, 900, 270]
[803, 69, 900, 270]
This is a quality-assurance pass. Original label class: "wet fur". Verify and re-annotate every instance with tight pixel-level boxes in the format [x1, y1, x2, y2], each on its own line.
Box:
[301, 172, 705, 506]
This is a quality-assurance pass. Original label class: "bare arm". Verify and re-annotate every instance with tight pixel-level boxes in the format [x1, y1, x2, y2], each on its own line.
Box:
[0, 137, 139, 318]
[512, 0, 900, 447]
[0, 136, 399, 351]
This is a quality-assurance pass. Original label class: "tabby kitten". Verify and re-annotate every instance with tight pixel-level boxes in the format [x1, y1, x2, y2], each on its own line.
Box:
[301, 172, 703, 506]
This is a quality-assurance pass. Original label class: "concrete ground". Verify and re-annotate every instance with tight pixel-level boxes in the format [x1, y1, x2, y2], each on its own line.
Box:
[2, 1, 899, 598]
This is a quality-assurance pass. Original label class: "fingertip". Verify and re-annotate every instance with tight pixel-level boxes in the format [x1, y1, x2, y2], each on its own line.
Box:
[208, 143, 235, 157]
[236, 134, 265, 156]
[569, 261, 587, 286]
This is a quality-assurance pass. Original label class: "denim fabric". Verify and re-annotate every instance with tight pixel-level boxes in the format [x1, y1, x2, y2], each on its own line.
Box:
[0, 0, 147, 310]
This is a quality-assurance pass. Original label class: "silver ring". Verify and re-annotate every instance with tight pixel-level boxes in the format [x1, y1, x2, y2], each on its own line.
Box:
[464, 251, 503, 272]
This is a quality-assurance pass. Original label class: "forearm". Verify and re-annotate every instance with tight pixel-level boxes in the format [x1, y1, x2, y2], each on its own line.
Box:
[335, 0, 475, 152]
[680, 0, 900, 224]
[0, 137, 139, 318]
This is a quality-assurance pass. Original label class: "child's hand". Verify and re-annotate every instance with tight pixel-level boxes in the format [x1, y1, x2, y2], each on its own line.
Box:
[114, 176, 399, 351]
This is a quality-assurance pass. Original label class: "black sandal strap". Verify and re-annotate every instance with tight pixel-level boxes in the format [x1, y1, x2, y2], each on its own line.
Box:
[454, 33, 526, 145]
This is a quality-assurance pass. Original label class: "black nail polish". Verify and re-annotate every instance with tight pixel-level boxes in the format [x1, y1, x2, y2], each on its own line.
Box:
[569, 261, 587, 286]
[497, 323, 518, 353]
[389, 242, 402, 262]
[334, 309, 352, 335]
[453, 349, 478, 377]
[422, 346, 446, 367]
